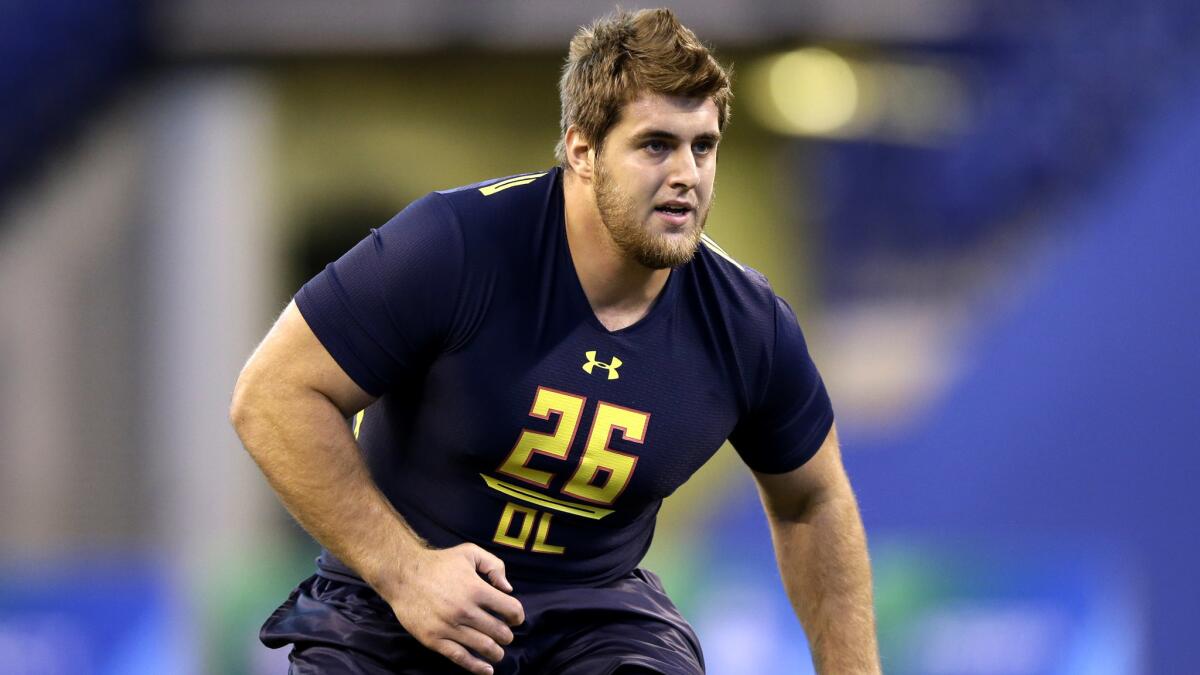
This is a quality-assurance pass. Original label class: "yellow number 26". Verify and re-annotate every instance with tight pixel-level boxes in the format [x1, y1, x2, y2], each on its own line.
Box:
[497, 386, 648, 507]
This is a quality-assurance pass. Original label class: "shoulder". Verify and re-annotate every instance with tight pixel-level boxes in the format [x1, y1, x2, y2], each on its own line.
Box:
[433, 169, 559, 231]
[422, 169, 561, 267]
[683, 234, 797, 406]
[438, 169, 555, 199]
[687, 232, 779, 321]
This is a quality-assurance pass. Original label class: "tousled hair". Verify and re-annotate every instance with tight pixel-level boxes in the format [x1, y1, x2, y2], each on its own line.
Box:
[555, 8, 732, 168]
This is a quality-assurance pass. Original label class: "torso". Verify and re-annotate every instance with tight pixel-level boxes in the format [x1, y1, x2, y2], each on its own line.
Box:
[310, 169, 796, 589]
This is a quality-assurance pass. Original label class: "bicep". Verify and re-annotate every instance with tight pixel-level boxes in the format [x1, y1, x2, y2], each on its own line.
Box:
[752, 424, 849, 521]
[236, 300, 376, 417]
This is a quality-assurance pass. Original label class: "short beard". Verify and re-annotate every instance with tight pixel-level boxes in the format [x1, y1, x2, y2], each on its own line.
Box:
[593, 157, 706, 270]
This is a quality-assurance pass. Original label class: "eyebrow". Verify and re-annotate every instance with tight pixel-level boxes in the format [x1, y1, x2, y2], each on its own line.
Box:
[631, 129, 722, 145]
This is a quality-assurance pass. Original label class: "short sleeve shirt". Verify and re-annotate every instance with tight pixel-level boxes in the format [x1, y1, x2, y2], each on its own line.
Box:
[295, 168, 834, 589]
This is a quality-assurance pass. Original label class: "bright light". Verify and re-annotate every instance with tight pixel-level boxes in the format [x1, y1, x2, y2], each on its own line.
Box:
[758, 47, 860, 135]
[748, 47, 969, 144]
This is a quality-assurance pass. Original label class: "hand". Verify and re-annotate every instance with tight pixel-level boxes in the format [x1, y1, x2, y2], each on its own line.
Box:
[383, 543, 525, 675]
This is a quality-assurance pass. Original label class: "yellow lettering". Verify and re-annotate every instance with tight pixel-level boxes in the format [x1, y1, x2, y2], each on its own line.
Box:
[562, 402, 647, 505]
[492, 502, 537, 550]
[497, 387, 586, 488]
[531, 512, 565, 554]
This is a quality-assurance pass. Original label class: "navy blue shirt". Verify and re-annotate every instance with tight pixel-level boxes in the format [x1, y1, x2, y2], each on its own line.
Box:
[295, 168, 834, 589]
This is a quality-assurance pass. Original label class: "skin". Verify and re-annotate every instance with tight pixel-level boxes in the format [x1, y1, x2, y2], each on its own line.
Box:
[754, 427, 881, 674]
[232, 91, 878, 674]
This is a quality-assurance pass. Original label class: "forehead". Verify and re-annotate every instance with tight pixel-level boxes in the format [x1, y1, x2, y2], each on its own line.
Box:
[610, 93, 720, 138]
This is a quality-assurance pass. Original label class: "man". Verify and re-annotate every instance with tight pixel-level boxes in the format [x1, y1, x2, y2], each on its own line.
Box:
[231, 8, 880, 674]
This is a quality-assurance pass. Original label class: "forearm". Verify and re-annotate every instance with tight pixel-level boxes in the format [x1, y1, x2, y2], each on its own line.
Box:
[230, 383, 427, 595]
[767, 489, 880, 674]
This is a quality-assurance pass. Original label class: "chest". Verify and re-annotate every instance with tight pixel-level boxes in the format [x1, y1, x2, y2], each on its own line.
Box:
[414, 310, 742, 509]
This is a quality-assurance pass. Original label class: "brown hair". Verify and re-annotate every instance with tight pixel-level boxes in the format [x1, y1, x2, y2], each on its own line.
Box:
[555, 8, 732, 168]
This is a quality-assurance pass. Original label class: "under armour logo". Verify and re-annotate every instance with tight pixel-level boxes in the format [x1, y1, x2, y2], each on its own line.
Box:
[582, 350, 622, 380]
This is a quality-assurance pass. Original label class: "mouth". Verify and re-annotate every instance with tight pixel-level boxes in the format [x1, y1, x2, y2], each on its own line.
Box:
[653, 202, 694, 226]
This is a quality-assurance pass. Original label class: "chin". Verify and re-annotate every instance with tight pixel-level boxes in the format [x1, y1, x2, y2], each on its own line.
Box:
[632, 234, 703, 269]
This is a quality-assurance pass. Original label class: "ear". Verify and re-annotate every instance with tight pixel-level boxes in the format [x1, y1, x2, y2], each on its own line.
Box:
[564, 125, 595, 180]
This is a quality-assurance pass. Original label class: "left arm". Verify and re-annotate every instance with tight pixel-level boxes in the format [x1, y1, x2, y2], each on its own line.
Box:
[752, 424, 881, 674]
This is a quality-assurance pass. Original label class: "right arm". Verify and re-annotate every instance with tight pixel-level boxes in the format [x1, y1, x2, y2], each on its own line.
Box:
[230, 301, 523, 675]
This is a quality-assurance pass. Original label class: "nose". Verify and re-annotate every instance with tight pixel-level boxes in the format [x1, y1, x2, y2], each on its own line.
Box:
[668, 147, 700, 192]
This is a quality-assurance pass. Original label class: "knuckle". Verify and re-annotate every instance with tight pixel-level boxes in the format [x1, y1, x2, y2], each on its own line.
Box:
[410, 624, 435, 643]
[450, 606, 471, 624]
[477, 619, 501, 648]
[472, 637, 503, 663]
[440, 643, 470, 667]
[509, 602, 526, 624]
[446, 638, 487, 667]
[494, 625, 514, 645]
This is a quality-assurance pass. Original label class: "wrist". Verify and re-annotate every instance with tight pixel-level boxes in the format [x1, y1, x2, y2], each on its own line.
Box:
[356, 518, 431, 599]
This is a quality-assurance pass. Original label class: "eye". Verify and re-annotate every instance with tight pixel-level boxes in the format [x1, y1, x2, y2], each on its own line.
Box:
[693, 141, 715, 155]
[644, 140, 669, 154]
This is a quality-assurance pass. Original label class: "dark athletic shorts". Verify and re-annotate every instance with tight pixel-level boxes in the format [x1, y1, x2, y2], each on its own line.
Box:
[260, 568, 705, 674]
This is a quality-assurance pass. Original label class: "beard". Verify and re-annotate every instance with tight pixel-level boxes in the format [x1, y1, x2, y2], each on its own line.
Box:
[593, 158, 708, 270]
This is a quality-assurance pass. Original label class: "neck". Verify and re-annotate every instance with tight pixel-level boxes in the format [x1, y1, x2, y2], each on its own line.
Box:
[562, 169, 671, 330]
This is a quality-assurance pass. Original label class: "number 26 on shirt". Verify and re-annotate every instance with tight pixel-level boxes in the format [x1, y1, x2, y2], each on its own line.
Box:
[497, 386, 649, 506]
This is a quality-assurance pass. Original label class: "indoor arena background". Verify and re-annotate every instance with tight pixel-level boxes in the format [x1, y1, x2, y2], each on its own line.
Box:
[1, 1, 1197, 673]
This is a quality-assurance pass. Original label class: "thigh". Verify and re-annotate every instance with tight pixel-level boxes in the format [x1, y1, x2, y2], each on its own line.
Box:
[288, 643, 395, 675]
[546, 616, 704, 675]
[537, 570, 705, 675]
[261, 575, 467, 675]
[287, 642, 468, 675]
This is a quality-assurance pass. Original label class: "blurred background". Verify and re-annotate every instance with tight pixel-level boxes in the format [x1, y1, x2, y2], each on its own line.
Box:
[1, 1, 1197, 673]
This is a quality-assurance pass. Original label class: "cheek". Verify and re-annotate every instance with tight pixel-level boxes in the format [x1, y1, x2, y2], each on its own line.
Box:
[699, 169, 717, 199]
[612, 162, 650, 195]
[626, 175, 661, 207]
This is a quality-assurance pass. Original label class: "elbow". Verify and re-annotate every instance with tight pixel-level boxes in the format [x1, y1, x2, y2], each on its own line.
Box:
[767, 484, 851, 525]
[228, 380, 248, 435]
[229, 366, 265, 448]
[230, 371, 279, 467]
